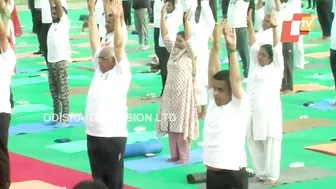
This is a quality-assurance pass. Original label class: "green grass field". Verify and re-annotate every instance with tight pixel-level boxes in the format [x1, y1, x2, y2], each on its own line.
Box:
[9, 4, 336, 189]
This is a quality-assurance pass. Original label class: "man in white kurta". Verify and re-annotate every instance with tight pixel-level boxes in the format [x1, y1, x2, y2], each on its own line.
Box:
[188, 0, 215, 118]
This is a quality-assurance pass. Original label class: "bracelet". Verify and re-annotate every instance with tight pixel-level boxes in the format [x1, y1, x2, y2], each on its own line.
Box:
[229, 49, 237, 53]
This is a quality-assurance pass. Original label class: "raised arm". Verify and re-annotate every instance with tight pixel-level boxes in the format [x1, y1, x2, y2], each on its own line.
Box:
[270, 11, 282, 69]
[247, 9, 256, 47]
[112, 0, 125, 62]
[183, 8, 196, 58]
[49, 0, 64, 18]
[223, 21, 244, 99]
[0, 16, 8, 52]
[87, 0, 100, 56]
[208, 22, 221, 88]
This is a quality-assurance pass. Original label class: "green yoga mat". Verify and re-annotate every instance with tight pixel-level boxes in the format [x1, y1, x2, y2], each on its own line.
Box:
[46, 131, 168, 153]
[12, 104, 52, 114]
[11, 75, 91, 87]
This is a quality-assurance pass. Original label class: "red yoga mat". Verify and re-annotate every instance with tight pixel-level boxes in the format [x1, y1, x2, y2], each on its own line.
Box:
[9, 153, 137, 189]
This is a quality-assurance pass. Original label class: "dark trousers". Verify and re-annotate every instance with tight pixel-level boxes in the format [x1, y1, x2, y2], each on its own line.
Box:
[282, 42, 294, 91]
[122, 1, 131, 26]
[206, 168, 248, 189]
[316, 0, 333, 37]
[308, 0, 316, 7]
[226, 28, 250, 78]
[330, 49, 336, 89]
[0, 113, 11, 189]
[222, 0, 230, 18]
[41, 23, 52, 62]
[47, 61, 69, 122]
[10, 88, 14, 109]
[32, 9, 43, 51]
[149, 1, 154, 23]
[154, 27, 169, 96]
[87, 135, 127, 189]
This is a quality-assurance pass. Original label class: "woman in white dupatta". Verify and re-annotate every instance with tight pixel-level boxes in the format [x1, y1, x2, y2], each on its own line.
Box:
[246, 10, 284, 186]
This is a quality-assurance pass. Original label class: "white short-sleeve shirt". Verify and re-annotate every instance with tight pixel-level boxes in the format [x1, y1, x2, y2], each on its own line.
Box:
[47, 14, 71, 63]
[203, 88, 250, 170]
[227, 0, 249, 28]
[0, 46, 16, 113]
[85, 49, 132, 138]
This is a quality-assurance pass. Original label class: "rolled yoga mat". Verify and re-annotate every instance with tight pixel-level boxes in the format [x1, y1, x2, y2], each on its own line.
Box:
[125, 139, 163, 158]
[186, 172, 206, 184]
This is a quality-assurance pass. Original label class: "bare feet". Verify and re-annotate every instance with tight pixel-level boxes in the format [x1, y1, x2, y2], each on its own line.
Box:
[175, 159, 188, 164]
[166, 157, 179, 162]
[264, 179, 276, 185]
[280, 89, 293, 95]
[251, 177, 264, 183]
[322, 36, 330, 40]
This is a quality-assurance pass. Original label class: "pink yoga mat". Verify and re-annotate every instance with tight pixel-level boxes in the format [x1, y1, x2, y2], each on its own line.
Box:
[9, 153, 137, 189]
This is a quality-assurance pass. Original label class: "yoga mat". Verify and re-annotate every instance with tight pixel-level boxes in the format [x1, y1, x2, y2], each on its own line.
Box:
[304, 63, 329, 69]
[72, 43, 90, 48]
[9, 118, 85, 136]
[305, 51, 330, 58]
[16, 68, 47, 74]
[46, 131, 168, 153]
[304, 73, 334, 81]
[306, 99, 336, 111]
[12, 104, 52, 114]
[124, 148, 203, 173]
[305, 143, 336, 156]
[10, 180, 61, 189]
[9, 153, 137, 189]
[293, 84, 330, 93]
[127, 97, 161, 107]
[11, 75, 91, 87]
[16, 52, 41, 59]
[197, 167, 336, 189]
[283, 118, 336, 133]
[76, 65, 95, 72]
[132, 73, 161, 80]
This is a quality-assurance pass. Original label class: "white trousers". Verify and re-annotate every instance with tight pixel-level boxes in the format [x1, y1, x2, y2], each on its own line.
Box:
[294, 36, 305, 67]
[195, 84, 208, 106]
[247, 137, 282, 181]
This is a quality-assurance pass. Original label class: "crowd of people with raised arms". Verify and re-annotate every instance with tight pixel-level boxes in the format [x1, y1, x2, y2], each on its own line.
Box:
[0, 0, 335, 189]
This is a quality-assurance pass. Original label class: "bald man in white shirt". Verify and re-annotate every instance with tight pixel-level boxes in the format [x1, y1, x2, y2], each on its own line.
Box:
[86, 1, 131, 188]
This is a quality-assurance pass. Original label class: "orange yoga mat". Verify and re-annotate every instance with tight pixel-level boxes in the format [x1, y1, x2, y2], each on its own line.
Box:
[10, 180, 61, 189]
[304, 143, 336, 156]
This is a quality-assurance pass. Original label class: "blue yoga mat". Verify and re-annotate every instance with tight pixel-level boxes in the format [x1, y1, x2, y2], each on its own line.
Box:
[11, 75, 91, 87]
[16, 68, 47, 74]
[12, 104, 52, 114]
[124, 148, 203, 173]
[9, 118, 85, 136]
[303, 74, 333, 81]
[46, 131, 168, 153]
[306, 99, 336, 111]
